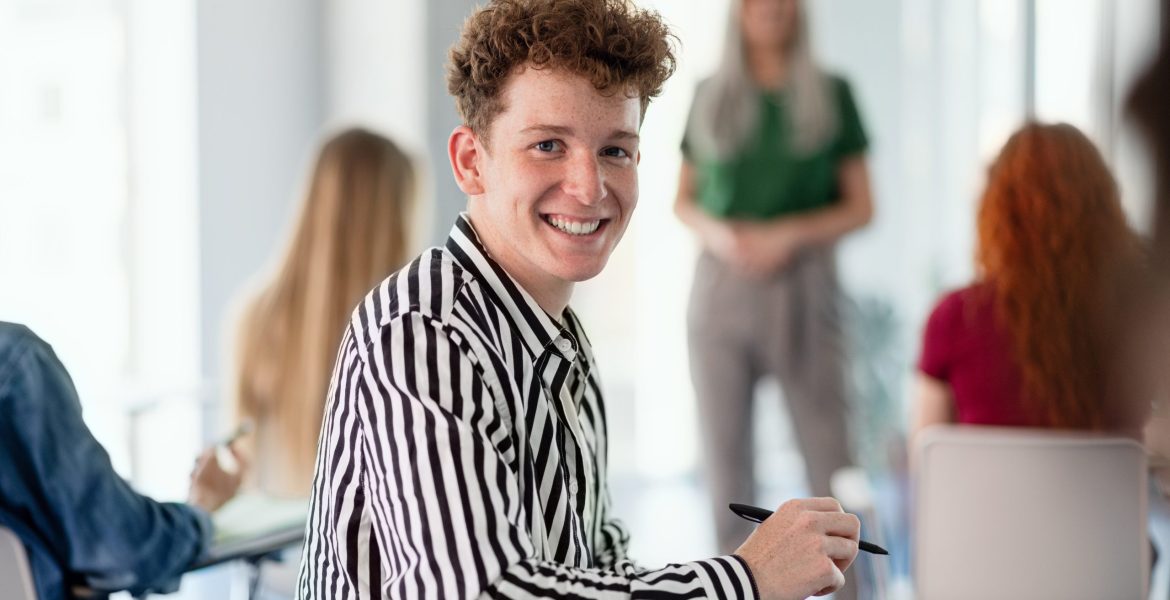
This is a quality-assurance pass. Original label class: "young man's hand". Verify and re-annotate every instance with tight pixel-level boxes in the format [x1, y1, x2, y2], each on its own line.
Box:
[187, 443, 246, 513]
[734, 497, 860, 600]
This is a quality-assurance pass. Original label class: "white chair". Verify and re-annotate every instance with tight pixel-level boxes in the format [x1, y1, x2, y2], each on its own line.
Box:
[913, 425, 1149, 600]
[0, 526, 36, 600]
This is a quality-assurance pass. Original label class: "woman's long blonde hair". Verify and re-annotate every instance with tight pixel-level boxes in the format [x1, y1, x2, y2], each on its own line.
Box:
[233, 128, 416, 493]
[685, 0, 836, 160]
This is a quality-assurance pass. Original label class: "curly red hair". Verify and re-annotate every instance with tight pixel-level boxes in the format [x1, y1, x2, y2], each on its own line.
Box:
[446, 0, 677, 138]
[976, 123, 1142, 430]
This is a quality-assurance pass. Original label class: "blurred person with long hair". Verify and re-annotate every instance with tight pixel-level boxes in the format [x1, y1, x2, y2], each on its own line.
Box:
[1127, 0, 1170, 502]
[912, 123, 1148, 440]
[1129, 3, 1170, 271]
[231, 128, 417, 498]
[675, 0, 874, 571]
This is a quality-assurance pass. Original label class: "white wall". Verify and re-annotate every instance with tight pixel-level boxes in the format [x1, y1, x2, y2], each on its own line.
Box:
[325, 0, 427, 153]
[425, 0, 481, 244]
[195, 0, 325, 394]
[126, 0, 200, 388]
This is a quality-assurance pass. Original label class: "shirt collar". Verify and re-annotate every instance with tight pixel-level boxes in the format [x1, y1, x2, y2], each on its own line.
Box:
[445, 213, 580, 362]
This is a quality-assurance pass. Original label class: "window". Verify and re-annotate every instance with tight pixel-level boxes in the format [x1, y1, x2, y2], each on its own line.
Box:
[0, 0, 132, 453]
[0, 0, 200, 495]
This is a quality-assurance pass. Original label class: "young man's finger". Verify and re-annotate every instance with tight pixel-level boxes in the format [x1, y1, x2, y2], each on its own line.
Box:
[832, 555, 857, 578]
[822, 535, 859, 561]
[818, 511, 861, 539]
[812, 564, 846, 597]
[783, 496, 843, 513]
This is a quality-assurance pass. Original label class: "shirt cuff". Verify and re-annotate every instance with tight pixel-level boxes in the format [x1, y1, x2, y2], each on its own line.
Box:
[188, 504, 216, 561]
[688, 555, 759, 600]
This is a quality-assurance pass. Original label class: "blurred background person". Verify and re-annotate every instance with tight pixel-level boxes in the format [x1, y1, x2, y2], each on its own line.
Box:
[911, 122, 1148, 441]
[1127, 0, 1170, 516]
[0, 322, 242, 600]
[1129, 2, 1170, 271]
[230, 128, 418, 499]
[674, 0, 873, 575]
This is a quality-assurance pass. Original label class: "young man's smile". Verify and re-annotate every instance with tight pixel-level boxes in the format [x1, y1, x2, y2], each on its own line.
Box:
[449, 65, 642, 315]
[542, 214, 606, 237]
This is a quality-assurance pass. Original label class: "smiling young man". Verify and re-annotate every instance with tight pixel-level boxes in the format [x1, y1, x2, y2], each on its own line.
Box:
[297, 1, 859, 599]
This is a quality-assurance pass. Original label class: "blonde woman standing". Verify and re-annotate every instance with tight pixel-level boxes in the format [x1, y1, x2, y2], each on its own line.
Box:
[232, 128, 417, 498]
[675, 0, 873, 593]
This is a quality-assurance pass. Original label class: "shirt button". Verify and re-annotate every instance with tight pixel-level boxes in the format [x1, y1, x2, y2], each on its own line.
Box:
[556, 338, 573, 353]
[569, 481, 579, 494]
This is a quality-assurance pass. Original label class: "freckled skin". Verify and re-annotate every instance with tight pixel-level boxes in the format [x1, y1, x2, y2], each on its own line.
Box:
[451, 67, 642, 314]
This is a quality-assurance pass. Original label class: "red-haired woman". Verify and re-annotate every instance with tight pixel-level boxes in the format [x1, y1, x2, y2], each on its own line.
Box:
[911, 123, 1148, 440]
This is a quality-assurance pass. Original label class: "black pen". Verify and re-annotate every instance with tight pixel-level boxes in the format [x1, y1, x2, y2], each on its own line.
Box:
[728, 503, 889, 556]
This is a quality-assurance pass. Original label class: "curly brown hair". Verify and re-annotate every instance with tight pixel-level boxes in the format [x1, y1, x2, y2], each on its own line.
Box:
[976, 123, 1143, 430]
[447, 0, 677, 138]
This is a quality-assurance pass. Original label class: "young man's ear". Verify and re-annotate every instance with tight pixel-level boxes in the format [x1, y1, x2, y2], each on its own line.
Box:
[449, 125, 486, 196]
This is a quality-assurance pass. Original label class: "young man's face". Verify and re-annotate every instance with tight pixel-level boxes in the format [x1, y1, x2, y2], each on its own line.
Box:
[460, 66, 642, 291]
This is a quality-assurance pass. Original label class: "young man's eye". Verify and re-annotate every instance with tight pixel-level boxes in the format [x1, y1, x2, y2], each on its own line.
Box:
[603, 146, 631, 159]
[534, 140, 561, 152]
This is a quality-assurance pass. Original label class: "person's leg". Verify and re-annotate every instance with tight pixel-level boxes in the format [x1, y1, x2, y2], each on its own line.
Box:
[762, 249, 858, 599]
[762, 249, 853, 498]
[688, 253, 760, 555]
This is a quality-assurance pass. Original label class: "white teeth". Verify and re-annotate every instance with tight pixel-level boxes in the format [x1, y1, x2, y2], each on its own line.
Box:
[547, 216, 600, 236]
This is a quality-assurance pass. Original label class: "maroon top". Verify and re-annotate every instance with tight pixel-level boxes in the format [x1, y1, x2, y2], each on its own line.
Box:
[917, 284, 1050, 427]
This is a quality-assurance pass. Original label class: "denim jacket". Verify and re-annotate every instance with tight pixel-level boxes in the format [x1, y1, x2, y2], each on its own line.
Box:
[0, 322, 212, 599]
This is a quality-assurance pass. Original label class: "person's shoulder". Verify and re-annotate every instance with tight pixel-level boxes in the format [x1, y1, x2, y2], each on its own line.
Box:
[0, 321, 36, 347]
[689, 75, 721, 101]
[0, 322, 46, 371]
[347, 248, 477, 347]
[927, 284, 990, 328]
[0, 323, 67, 405]
[823, 72, 855, 96]
[920, 286, 977, 367]
[933, 283, 979, 311]
[939, 284, 972, 306]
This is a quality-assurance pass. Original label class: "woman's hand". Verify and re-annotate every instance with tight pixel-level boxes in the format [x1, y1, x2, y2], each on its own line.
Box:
[702, 219, 803, 277]
[187, 443, 246, 513]
[733, 220, 804, 277]
[703, 221, 748, 266]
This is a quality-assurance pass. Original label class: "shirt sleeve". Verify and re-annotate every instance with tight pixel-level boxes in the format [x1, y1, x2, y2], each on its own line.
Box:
[593, 490, 631, 570]
[918, 291, 960, 381]
[680, 102, 696, 162]
[832, 76, 869, 158]
[0, 325, 210, 596]
[680, 77, 715, 163]
[297, 314, 757, 600]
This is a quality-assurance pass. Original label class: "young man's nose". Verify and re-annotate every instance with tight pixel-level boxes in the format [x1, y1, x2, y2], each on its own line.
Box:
[562, 153, 606, 205]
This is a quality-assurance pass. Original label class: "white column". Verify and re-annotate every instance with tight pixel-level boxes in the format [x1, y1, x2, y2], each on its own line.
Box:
[195, 0, 325, 392]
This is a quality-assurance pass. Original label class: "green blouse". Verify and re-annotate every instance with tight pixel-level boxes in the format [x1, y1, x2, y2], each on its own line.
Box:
[682, 75, 869, 220]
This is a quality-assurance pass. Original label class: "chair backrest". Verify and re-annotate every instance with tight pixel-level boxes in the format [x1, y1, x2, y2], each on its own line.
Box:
[0, 526, 36, 600]
[913, 425, 1148, 600]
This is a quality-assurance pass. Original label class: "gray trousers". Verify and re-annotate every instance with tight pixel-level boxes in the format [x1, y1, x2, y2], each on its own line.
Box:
[688, 249, 855, 593]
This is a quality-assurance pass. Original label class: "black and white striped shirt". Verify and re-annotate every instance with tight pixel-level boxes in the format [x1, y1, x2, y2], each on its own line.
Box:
[297, 215, 757, 599]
